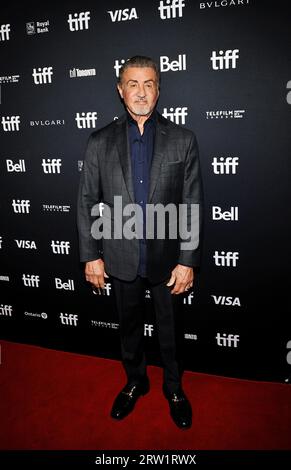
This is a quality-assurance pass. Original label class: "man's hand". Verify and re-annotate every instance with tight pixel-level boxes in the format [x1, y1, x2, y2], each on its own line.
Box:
[85, 259, 109, 290]
[166, 264, 194, 294]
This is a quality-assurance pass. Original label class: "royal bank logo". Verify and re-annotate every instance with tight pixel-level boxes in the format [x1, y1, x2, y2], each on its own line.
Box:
[32, 67, 53, 84]
[1, 116, 20, 131]
[42, 158, 62, 174]
[22, 274, 40, 287]
[212, 157, 239, 174]
[206, 109, 245, 119]
[42, 204, 70, 212]
[158, 0, 185, 19]
[12, 199, 30, 214]
[6, 159, 26, 172]
[51, 241, 70, 255]
[0, 304, 13, 316]
[162, 107, 188, 125]
[0, 75, 20, 84]
[213, 251, 239, 267]
[211, 295, 241, 306]
[200, 0, 250, 9]
[0, 24, 10, 41]
[26, 21, 50, 35]
[160, 54, 186, 72]
[211, 49, 239, 70]
[69, 67, 96, 78]
[216, 332, 240, 347]
[75, 112, 98, 129]
[67, 12, 90, 31]
[212, 206, 239, 221]
[107, 7, 138, 22]
[60, 313, 78, 326]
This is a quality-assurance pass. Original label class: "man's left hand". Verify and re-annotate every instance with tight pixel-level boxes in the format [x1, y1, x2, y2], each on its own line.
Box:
[166, 264, 194, 295]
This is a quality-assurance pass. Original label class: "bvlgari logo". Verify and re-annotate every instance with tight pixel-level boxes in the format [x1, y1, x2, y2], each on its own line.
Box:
[30, 119, 65, 127]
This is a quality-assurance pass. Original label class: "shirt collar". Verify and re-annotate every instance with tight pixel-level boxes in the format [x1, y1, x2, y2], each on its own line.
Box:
[126, 109, 157, 128]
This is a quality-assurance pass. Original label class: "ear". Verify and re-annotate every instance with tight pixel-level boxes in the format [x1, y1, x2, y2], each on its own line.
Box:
[117, 83, 123, 99]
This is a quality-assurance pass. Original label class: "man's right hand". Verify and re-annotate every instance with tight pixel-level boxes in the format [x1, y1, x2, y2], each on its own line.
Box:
[85, 259, 109, 289]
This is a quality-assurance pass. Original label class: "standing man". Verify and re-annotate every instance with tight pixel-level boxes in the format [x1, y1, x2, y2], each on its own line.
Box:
[77, 56, 203, 429]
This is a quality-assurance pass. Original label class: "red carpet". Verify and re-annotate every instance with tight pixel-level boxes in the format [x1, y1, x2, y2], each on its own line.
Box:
[0, 340, 290, 450]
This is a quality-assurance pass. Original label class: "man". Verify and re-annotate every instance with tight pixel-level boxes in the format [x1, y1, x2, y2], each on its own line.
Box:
[77, 56, 203, 429]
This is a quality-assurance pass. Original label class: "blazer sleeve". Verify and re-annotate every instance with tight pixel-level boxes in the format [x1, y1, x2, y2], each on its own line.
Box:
[178, 132, 203, 268]
[77, 133, 103, 262]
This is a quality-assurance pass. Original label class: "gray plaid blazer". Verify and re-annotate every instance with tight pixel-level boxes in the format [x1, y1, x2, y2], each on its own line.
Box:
[77, 111, 203, 283]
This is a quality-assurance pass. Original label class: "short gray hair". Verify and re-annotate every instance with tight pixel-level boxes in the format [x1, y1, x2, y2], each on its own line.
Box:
[118, 55, 160, 88]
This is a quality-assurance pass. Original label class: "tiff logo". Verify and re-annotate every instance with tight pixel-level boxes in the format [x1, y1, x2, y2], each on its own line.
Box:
[216, 333, 240, 348]
[0, 24, 10, 41]
[107, 8, 138, 22]
[60, 313, 78, 326]
[213, 251, 239, 267]
[114, 59, 126, 77]
[32, 67, 53, 84]
[75, 112, 97, 129]
[158, 0, 185, 19]
[6, 159, 26, 172]
[51, 241, 70, 255]
[0, 304, 12, 316]
[22, 274, 40, 287]
[42, 158, 62, 174]
[160, 54, 186, 72]
[144, 324, 154, 337]
[92, 283, 111, 296]
[211, 49, 239, 70]
[67, 12, 90, 31]
[212, 206, 239, 221]
[212, 157, 239, 174]
[183, 291, 194, 305]
[0, 236, 2, 249]
[162, 107, 188, 125]
[12, 199, 30, 214]
[1, 116, 20, 131]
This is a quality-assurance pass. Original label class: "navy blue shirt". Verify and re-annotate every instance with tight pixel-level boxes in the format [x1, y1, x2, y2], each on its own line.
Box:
[127, 111, 156, 277]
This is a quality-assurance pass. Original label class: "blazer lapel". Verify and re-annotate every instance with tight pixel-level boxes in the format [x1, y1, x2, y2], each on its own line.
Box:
[115, 111, 168, 204]
[115, 114, 135, 203]
[148, 112, 168, 203]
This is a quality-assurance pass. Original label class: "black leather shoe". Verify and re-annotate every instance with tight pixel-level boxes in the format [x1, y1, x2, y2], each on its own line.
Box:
[111, 381, 150, 420]
[163, 386, 192, 429]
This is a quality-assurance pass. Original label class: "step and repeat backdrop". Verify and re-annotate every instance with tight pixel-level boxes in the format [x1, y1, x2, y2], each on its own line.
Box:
[1, 0, 290, 381]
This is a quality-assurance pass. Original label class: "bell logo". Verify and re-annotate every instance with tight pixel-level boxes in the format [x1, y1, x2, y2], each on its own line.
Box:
[160, 54, 186, 72]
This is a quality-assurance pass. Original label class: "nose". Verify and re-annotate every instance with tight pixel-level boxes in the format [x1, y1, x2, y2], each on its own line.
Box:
[137, 84, 146, 98]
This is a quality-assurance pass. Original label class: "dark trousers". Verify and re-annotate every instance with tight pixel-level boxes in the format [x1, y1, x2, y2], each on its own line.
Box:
[111, 275, 184, 393]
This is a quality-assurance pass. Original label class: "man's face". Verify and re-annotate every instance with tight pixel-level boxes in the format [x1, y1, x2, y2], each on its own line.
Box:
[117, 66, 159, 117]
